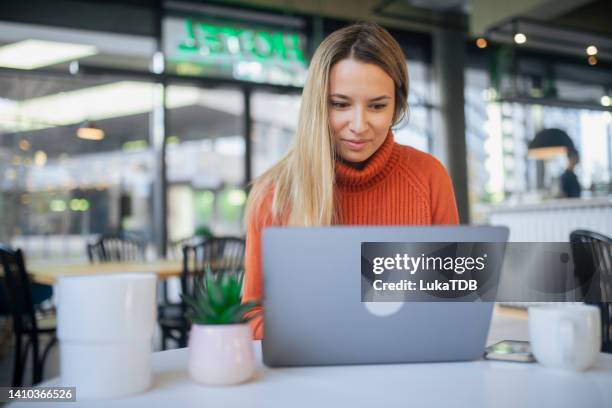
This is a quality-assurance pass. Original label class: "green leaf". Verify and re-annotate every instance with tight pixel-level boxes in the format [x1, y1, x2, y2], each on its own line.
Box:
[219, 273, 234, 308]
[232, 301, 260, 321]
[206, 277, 224, 313]
[230, 274, 241, 299]
[182, 294, 203, 314]
[218, 303, 244, 324]
[183, 266, 254, 325]
[195, 276, 206, 297]
[238, 269, 245, 289]
[241, 303, 262, 323]
[227, 279, 240, 304]
[182, 292, 217, 321]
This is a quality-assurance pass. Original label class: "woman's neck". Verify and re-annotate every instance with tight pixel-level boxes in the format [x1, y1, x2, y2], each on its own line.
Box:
[334, 132, 398, 192]
[338, 156, 368, 170]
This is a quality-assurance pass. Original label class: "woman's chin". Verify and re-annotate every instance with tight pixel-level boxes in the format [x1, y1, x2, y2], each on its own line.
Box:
[338, 151, 372, 167]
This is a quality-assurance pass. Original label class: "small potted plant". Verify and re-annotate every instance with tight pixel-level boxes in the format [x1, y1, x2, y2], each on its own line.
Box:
[182, 268, 260, 385]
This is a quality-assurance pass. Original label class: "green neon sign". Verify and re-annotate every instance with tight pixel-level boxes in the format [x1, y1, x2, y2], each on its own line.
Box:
[177, 19, 306, 64]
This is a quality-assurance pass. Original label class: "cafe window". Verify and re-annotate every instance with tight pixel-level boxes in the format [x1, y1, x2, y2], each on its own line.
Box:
[0, 22, 160, 260]
[465, 67, 612, 222]
[394, 59, 433, 153]
[165, 85, 246, 240]
[0, 73, 158, 261]
[251, 90, 301, 178]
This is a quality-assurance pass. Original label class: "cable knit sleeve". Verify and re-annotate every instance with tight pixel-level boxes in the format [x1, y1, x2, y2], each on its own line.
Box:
[242, 190, 274, 340]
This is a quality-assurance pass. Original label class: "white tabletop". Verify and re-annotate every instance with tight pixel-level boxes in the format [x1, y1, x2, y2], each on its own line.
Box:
[31, 310, 612, 408]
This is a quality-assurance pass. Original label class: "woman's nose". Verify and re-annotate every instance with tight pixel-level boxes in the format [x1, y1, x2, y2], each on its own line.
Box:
[349, 108, 367, 134]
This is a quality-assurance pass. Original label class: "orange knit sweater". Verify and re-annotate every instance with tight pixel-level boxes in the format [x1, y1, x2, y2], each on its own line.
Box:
[242, 133, 459, 339]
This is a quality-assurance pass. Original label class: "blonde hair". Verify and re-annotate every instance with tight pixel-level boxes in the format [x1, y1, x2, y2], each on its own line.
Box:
[246, 21, 409, 227]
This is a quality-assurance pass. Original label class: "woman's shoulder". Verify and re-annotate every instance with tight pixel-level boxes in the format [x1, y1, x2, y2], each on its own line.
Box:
[393, 143, 450, 182]
[392, 143, 458, 224]
[245, 182, 275, 228]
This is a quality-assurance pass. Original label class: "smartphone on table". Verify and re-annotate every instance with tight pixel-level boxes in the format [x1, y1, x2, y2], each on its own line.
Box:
[484, 340, 536, 363]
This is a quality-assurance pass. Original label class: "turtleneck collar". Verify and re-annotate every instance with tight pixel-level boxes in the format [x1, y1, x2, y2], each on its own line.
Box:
[334, 132, 400, 192]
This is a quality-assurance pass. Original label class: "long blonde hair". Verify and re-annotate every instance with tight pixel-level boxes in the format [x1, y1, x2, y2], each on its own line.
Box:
[246, 22, 409, 227]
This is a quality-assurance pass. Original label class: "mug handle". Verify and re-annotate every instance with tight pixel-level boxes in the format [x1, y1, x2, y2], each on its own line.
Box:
[559, 318, 576, 364]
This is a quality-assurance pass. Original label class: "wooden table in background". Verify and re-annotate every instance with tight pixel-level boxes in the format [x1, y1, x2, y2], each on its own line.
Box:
[27, 260, 182, 285]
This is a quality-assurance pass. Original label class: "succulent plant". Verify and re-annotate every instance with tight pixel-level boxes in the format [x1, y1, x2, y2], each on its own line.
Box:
[182, 267, 260, 325]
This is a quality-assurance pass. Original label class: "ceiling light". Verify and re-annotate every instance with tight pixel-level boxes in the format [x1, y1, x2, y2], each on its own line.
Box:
[34, 150, 47, 167]
[77, 121, 105, 140]
[586, 45, 598, 56]
[50, 200, 67, 212]
[527, 128, 575, 160]
[69, 60, 80, 75]
[0, 81, 240, 133]
[476, 38, 488, 49]
[513, 33, 527, 44]
[0, 40, 97, 70]
[19, 139, 31, 151]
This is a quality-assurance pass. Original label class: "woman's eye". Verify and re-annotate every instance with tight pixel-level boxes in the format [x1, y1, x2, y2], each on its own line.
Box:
[330, 102, 349, 108]
[371, 104, 387, 110]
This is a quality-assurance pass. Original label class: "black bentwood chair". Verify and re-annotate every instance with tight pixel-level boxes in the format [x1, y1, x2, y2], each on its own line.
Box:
[86, 234, 146, 263]
[158, 236, 205, 319]
[0, 244, 57, 386]
[570, 229, 612, 353]
[158, 237, 246, 350]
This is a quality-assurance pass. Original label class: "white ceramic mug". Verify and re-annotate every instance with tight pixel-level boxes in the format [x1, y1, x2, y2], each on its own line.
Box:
[529, 304, 601, 371]
[57, 273, 157, 399]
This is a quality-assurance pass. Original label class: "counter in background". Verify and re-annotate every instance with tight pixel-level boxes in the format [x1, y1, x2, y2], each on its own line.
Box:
[484, 197, 612, 242]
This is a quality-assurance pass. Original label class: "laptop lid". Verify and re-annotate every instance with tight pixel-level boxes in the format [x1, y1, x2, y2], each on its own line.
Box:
[262, 226, 509, 367]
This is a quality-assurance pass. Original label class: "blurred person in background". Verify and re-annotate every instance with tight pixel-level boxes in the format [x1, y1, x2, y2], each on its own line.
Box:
[560, 149, 582, 198]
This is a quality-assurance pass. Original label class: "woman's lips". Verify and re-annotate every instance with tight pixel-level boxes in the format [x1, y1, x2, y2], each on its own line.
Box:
[342, 139, 369, 152]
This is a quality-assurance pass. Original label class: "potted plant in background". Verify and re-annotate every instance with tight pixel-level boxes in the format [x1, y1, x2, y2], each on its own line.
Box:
[182, 268, 259, 385]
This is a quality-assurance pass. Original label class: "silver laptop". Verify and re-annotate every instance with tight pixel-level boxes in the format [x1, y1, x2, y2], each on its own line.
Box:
[261, 226, 509, 367]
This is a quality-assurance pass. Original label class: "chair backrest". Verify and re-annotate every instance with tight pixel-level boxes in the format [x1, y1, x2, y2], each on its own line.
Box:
[87, 234, 146, 263]
[0, 244, 38, 336]
[570, 229, 612, 301]
[180, 237, 246, 299]
[166, 236, 205, 261]
[570, 229, 612, 353]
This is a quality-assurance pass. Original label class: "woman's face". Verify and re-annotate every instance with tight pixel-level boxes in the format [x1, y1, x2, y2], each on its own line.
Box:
[329, 58, 395, 165]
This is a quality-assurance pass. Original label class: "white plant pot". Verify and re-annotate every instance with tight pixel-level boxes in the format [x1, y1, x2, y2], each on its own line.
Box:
[188, 323, 255, 385]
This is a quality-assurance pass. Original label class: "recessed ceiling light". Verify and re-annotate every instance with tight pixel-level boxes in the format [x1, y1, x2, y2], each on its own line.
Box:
[586, 45, 598, 56]
[0, 39, 97, 70]
[513, 33, 527, 44]
[18, 139, 31, 151]
[476, 38, 488, 49]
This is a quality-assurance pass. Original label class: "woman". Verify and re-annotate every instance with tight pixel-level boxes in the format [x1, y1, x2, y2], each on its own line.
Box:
[242, 22, 459, 339]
